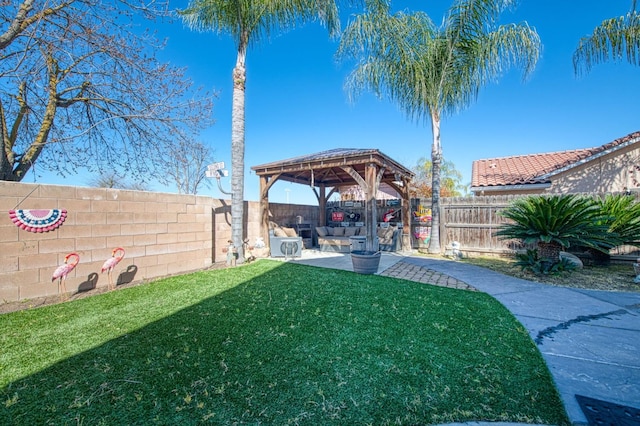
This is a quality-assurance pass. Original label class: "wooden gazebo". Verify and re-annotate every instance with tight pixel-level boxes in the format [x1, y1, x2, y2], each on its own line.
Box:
[251, 148, 415, 252]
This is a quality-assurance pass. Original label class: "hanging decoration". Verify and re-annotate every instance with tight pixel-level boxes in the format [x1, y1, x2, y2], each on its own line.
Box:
[413, 205, 432, 222]
[8, 209, 67, 233]
[331, 211, 344, 222]
[383, 209, 399, 222]
[346, 212, 361, 221]
[413, 226, 431, 243]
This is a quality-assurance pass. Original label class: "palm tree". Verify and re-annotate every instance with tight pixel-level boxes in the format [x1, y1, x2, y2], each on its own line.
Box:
[337, 0, 540, 253]
[573, 1, 640, 75]
[180, 0, 341, 263]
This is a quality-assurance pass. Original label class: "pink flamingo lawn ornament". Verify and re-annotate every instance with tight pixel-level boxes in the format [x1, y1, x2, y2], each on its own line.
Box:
[52, 252, 80, 300]
[101, 247, 125, 290]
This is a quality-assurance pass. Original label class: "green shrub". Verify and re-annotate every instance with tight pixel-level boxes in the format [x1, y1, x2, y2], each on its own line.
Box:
[596, 194, 640, 245]
[496, 194, 618, 263]
[515, 249, 576, 275]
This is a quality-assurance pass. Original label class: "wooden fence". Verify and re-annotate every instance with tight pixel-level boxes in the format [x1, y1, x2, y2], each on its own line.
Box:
[439, 195, 522, 254]
[319, 194, 639, 256]
[434, 194, 640, 258]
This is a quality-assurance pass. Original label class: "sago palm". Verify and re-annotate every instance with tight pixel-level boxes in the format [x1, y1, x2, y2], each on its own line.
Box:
[587, 194, 640, 263]
[180, 0, 342, 263]
[337, 0, 540, 253]
[496, 194, 617, 263]
[596, 193, 640, 245]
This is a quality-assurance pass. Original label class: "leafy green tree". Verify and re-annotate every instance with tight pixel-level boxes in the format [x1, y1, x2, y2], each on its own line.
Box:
[573, 1, 640, 75]
[337, 0, 540, 253]
[496, 195, 617, 264]
[411, 157, 466, 198]
[180, 0, 342, 263]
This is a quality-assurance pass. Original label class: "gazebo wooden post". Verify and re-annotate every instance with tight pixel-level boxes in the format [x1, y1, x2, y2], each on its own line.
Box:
[401, 177, 412, 251]
[365, 163, 378, 252]
[319, 184, 327, 227]
[259, 175, 270, 249]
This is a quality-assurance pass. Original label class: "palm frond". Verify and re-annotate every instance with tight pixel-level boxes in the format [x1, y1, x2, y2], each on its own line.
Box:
[337, 2, 437, 121]
[180, 0, 342, 47]
[477, 23, 541, 81]
[596, 194, 640, 245]
[445, 0, 517, 44]
[573, 11, 640, 75]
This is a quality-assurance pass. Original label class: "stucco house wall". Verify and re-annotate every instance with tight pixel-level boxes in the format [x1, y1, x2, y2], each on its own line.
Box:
[547, 144, 640, 194]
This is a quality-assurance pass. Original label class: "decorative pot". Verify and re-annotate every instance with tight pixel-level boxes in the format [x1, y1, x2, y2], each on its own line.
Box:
[351, 250, 381, 275]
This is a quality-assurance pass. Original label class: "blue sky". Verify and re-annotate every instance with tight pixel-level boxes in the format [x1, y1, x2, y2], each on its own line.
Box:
[31, 1, 640, 205]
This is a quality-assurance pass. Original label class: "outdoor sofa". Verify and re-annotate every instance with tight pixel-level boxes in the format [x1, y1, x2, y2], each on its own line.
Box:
[316, 225, 401, 253]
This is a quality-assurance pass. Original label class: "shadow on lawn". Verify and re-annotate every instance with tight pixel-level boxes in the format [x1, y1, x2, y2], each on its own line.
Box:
[0, 262, 569, 425]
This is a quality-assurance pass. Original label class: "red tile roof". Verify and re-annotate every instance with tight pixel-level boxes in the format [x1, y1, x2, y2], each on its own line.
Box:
[472, 131, 640, 188]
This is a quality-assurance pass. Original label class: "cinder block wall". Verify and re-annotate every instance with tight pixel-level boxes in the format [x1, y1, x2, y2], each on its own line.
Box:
[0, 181, 320, 303]
[0, 182, 220, 302]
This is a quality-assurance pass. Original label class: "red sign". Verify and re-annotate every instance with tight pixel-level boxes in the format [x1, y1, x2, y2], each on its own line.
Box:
[332, 212, 344, 222]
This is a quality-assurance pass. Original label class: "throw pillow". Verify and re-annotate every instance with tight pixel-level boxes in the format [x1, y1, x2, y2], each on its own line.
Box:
[283, 227, 298, 238]
[315, 226, 328, 237]
[344, 227, 357, 237]
[333, 226, 345, 236]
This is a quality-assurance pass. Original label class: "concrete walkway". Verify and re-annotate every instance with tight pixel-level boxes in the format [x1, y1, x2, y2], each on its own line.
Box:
[286, 250, 640, 425]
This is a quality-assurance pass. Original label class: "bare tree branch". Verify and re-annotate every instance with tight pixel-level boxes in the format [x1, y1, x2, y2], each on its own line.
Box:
[0, 0, 216, 182]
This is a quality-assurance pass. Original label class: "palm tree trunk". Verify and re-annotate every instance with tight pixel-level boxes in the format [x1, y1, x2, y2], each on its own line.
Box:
[428, 111, 442, 254]
[537, 242, 562, 263]
[231, 39, 247, 264]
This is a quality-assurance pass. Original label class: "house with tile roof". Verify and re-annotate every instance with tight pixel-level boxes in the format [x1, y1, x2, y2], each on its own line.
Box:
[470, 131, 640, 196]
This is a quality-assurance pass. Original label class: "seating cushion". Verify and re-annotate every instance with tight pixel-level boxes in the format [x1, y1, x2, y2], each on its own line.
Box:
[376, 227, 392, 239]
[344, 227, 358, 236]
[316, 226, 328, 237]
[283, 227, 298, 238]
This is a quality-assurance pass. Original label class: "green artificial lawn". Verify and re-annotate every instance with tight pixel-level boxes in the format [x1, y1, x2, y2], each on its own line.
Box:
[0, 260, 568, 425]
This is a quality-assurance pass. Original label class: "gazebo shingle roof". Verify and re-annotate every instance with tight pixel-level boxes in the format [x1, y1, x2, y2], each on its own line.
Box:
[253, 148, 379, 167]
[251, 148, 414, 188]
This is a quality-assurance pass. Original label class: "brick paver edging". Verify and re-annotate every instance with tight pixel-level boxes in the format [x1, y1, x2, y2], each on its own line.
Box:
[380, 261, 478, 291]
